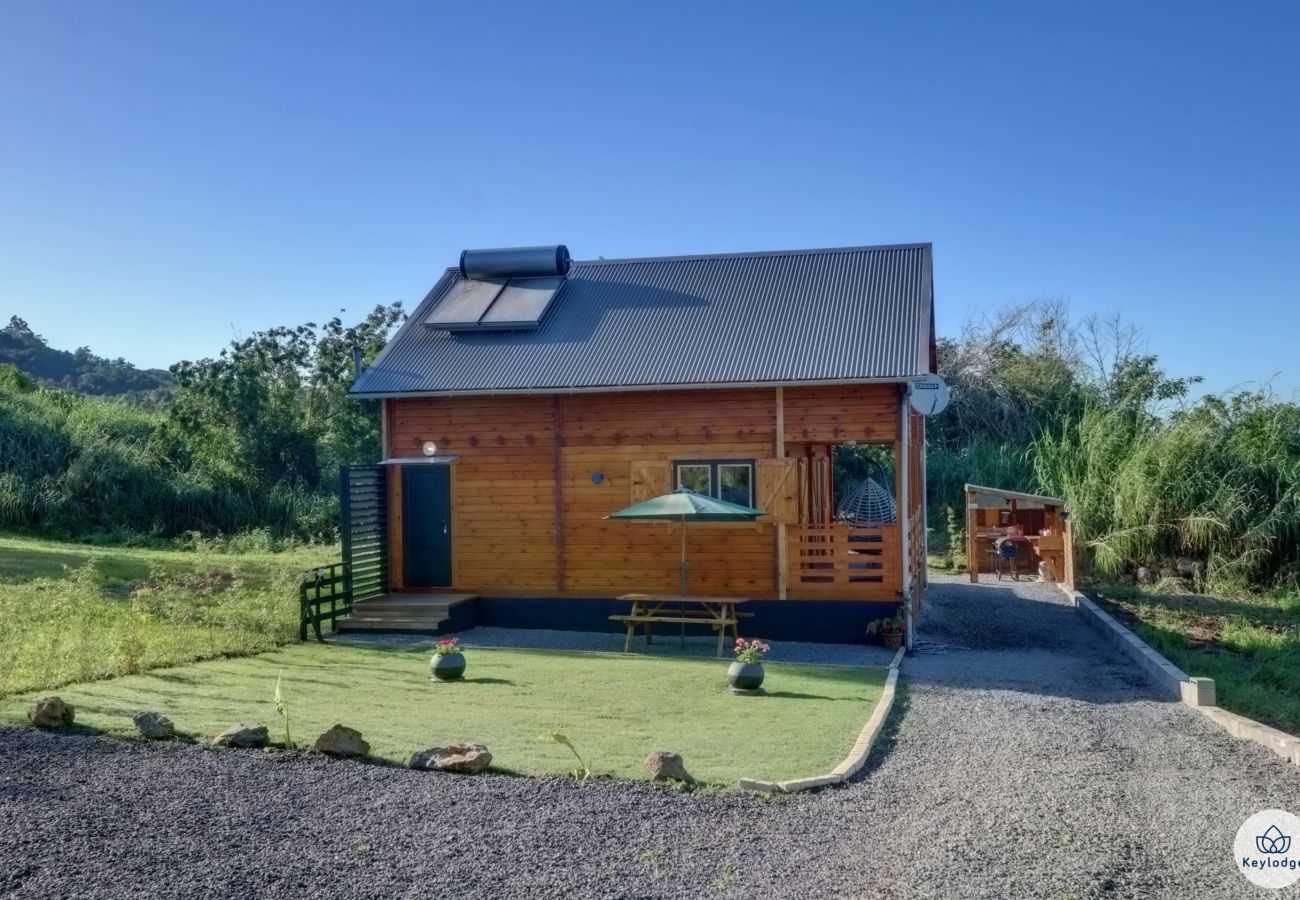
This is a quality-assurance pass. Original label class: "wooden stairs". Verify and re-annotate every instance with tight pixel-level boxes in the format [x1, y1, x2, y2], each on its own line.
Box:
[335, 593, 478, 634]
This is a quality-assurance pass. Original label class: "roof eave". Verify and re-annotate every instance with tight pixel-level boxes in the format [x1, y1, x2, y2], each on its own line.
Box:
[348, 374, 925, 401]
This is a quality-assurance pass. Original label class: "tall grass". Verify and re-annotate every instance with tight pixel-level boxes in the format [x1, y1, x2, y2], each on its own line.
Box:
[0, 537, 317, 696]
[1032, 393, 1300, 592]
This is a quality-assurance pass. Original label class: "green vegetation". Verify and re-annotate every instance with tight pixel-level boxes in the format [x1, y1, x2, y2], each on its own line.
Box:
[0, 304, 401, 541]
[0, 642, 886, 784]
[1034, 394, 1300, 591]
[0, 533, 326, 696]
[929, 302, 1300, 595]
[1092, 581, 1300, 735]
[0, 316, 173, 399]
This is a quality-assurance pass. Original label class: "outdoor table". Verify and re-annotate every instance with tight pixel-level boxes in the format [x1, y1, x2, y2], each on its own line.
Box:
[612, 594, 752, 657]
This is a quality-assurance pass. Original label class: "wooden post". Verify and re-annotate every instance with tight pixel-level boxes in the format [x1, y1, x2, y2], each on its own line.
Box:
[893, 398, 906, 593]
[553, 395, 566, 592]
[1063, 516, 1076, 590]
[967, 486, 978, 584]
[899, 390, 913, 650]
[775, 387, 787, 600]
[920, 413, 928, 591]
[387, 465, 404, 590]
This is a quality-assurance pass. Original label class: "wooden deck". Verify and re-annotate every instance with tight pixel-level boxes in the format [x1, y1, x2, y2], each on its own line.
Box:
[335, 592, 477, 633]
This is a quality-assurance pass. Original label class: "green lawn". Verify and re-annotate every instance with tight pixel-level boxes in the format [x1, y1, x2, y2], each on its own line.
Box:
[0, 532, 331, 695]
[0, 642, 887, 785]
[1092, 582, 1300, 735]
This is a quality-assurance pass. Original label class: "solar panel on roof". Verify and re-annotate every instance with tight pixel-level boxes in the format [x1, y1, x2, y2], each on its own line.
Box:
[477, 276, 564, 329]
[422, 278, 505, 329]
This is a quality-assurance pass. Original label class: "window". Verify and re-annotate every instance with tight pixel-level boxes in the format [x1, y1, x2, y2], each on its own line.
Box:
[674, 460, 754, 507]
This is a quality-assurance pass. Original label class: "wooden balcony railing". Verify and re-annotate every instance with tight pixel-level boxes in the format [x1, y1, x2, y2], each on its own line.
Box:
[786, 524, 902, 600]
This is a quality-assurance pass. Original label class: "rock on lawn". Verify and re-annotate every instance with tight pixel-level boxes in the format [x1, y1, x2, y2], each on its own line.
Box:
[133, 711, 175, 740]
[313, 725, 370, 758]
[211, 723, 269, 749]
[409, 743, 492, 774]
[27, 697, 74, 729]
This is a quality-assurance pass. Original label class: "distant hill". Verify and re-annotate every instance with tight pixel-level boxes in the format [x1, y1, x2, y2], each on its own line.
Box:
[0, 316, 174, 400]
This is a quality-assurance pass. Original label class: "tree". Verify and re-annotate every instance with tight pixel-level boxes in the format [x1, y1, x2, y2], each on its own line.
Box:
[165, 303, 404, 494]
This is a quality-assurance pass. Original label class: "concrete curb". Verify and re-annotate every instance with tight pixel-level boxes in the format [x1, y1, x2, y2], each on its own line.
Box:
[738, 645, 905, 793]
[1060, 584, 1299, 770]
[1067, 588, 1193, 700]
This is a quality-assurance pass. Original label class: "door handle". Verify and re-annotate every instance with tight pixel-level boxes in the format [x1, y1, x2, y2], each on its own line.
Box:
[443, 520, 448, 535]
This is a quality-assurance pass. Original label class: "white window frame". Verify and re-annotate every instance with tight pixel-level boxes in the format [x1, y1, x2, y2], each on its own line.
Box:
[674, 459, 755, 507]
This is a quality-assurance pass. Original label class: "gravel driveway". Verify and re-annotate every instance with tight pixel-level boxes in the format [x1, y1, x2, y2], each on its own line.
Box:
[2, 574, 1297, 899]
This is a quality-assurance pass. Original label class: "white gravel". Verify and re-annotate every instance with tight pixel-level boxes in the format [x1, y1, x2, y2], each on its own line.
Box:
[2, 573, 1297, 898]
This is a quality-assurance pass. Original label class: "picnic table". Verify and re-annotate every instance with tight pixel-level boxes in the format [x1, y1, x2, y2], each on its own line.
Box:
[612, 594, 753, 657]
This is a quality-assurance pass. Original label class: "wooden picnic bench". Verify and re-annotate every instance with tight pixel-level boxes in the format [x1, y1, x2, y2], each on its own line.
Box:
[612, 594, 753, 657]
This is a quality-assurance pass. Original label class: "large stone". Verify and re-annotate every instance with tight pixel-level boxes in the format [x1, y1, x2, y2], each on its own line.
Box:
[644, 751, 693, 783]
[1175, 557, 1204, 579]
[1135, 566, 1157, 585]
[408, 743, 492, 774]
[27, 696, 74, 729]
[133, 711, 175, 740]
[212, 723, 269, 748]
[313, 725, 370, 758]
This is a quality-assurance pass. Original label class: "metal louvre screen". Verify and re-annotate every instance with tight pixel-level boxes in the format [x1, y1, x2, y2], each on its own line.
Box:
[340, 465, 388, 602]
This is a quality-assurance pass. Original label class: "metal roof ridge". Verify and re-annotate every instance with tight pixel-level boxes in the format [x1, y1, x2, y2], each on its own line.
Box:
[572, 242, 932, 267]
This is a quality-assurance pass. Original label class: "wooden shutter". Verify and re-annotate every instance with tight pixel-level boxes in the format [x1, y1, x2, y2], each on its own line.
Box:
[630, 460, 671, 504]
[756, 458, 798, 523]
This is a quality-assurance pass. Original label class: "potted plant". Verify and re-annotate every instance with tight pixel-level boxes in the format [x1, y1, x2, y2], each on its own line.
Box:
[430, 637, 466, 681]
[727, 638, 770, 693]
[867, 610, 906, 650]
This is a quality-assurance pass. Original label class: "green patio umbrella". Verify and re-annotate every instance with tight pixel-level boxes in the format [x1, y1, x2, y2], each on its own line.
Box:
[607, 486, 765, 596]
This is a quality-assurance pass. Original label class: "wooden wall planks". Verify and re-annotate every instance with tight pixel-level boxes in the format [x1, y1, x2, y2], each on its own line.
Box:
[385, 383, 907, 600]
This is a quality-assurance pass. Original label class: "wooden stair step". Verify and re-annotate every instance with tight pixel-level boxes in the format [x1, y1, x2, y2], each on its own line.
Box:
[331, 593, 475, 634]
[347, 604, 449, 614]
[342, 612, 449, 623]
[337, 615, 448, 630]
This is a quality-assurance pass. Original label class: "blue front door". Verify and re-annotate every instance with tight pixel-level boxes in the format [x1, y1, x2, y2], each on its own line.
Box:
[402, 465, 452, 587]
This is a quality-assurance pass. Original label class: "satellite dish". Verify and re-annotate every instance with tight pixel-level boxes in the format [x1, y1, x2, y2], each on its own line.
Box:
[908, 376, 950, 416]
[421, 441, 439, 457]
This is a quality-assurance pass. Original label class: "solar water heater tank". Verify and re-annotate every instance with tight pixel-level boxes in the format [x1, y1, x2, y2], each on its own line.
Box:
[459, 245, 571, 280]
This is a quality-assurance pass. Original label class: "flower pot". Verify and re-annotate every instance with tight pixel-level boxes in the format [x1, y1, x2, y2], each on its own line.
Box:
[881, 632, 904, 651]
[727, 661, 765, 692]
[431, 652, 466, 681]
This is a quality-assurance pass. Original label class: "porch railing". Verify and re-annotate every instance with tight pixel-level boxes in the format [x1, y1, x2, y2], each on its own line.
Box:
[786, 524, 901, 599]
[299, 562, 351, 642]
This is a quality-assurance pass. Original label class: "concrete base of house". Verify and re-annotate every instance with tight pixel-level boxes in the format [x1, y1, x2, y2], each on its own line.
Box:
[381, 596, 906, 645]
[1060, 584, 1298, 769]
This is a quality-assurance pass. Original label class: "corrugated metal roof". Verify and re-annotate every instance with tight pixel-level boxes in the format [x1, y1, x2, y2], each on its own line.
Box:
[351, 242, 935, 397]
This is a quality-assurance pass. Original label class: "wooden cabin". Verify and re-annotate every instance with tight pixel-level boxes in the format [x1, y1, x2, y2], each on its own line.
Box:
[345, 243, 938, 642]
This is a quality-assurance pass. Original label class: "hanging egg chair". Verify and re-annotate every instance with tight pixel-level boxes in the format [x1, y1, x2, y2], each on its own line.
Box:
[836, 476, 897, 527]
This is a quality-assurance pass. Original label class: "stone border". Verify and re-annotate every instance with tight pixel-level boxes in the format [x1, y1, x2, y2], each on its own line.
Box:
[1070, 589, 1194, 700]
[738, 645, 905, 793]
[1060, 584, 1299, 770]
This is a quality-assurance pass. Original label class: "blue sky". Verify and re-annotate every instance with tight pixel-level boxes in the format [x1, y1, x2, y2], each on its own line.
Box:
[1, 1, 1297, 396]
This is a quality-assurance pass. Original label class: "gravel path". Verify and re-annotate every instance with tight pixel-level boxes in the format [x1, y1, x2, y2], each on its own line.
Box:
[3, 574, 1297, 898]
